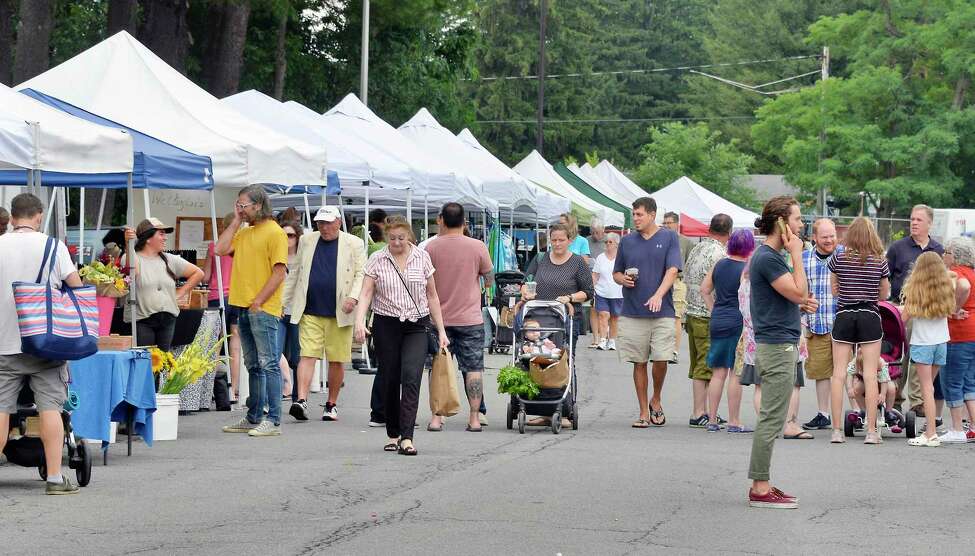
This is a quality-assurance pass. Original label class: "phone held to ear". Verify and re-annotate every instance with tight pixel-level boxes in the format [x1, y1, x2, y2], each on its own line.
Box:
[776, 217, 789, 238]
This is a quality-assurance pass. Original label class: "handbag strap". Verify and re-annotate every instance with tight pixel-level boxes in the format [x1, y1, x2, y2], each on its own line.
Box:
[385, 255, 425, 322]
[35, 236, 56, 284]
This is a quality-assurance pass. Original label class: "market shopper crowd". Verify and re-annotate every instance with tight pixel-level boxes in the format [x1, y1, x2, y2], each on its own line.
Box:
[4, 184, 975, 504]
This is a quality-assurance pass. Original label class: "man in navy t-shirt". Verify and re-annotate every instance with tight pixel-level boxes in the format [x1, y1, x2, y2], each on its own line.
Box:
[613, 197, 682, 428]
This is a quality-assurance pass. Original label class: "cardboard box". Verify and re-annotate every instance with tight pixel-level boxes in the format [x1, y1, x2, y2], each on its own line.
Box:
[98, 335, 133, 351]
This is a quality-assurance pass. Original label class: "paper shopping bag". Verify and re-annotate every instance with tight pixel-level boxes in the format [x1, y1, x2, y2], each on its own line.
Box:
[429, 347, 461, 417]
[529, 350, 570, 389]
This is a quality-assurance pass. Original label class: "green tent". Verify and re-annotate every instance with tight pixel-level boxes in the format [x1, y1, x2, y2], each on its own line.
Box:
[553, 162, 632, 228]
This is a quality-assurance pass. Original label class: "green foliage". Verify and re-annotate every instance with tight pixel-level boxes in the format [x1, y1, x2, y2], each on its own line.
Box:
[497, 365, 539, 399]
[634, 123, 756, 208]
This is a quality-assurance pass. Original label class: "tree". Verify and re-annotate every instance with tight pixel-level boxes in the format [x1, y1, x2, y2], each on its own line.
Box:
[271, 1, 288, 100]
[634, 122, 756, 208]
[0, 0, 15, 85]
[199, 0, 252, 97]
[12, 0, 54, 84]
[107, 0, 138, 35]
[751, 0, 975, 223]
[139, 0, 191, 73]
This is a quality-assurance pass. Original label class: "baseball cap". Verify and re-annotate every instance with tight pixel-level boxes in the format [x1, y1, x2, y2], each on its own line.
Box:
[314, 206, 341, 223]
[136, 217, 174, 238]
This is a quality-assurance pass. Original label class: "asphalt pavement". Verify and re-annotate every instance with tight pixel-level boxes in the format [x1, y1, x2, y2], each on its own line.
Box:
[2, 331, 974, 555]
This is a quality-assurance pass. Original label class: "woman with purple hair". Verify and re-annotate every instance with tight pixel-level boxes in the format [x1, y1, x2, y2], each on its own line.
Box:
[701, 229, 756, 432]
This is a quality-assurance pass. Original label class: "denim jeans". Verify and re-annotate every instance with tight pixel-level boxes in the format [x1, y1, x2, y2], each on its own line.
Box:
[240, 310, 282, 425]
[942, 342, 975, 408]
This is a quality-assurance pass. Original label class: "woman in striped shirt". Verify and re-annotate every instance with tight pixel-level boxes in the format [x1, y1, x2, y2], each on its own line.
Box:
[354, 216, 448, 456]
[827, 217, 891, 444]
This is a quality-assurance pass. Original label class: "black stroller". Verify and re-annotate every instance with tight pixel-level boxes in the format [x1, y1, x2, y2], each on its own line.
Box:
[488, 270, 524, 354]
[3, 379, 92, 487]
[505, 301, 578, 434]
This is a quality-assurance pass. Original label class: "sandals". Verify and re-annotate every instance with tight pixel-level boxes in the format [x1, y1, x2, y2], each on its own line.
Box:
[830, 429, 846, 444]
[648, 403, 666, 426]
[383, 440, 399, 452]
[465, 425, 483, 432]
[784, 431, 814, 440]
[632, 419, 651, 429]
[398, 441, 418, 456]
[907, 433, 940, 447]
[426, 423, 443, 432]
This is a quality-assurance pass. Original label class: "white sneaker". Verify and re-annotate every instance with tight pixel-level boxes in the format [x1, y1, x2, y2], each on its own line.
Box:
[247, 420, 281, 437]
[597, 339, 607, 350]
[368, 421, 385, 428]
[938, 430, 968, 443]
[607, 339, 617, 351]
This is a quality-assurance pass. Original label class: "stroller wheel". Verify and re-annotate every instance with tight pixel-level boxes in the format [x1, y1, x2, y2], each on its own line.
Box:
[844, 410, 855, 437]
[552, 412, 561, 435]
[905, 410, 917, 439]
[75, 441, 92, 487]
[517, 411, 526, 434]
[571, 408, 579, 430]
[506, 403, 514, 430]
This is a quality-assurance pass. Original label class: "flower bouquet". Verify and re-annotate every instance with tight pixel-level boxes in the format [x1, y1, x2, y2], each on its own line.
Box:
[152, 327, 228, 395]
[79, 261, 130, 298]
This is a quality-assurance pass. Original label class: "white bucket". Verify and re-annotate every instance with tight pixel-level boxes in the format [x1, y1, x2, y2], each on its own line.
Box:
[154, 394, 180, 441]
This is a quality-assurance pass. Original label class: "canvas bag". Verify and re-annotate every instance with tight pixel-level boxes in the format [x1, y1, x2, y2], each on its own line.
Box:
[529, 350, 570, 389]
[14, 237, 99, 360]
[429, 347, 461, 417]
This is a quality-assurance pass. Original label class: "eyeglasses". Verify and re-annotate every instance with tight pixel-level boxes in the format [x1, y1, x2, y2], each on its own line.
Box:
[286, 233, 297, 238]
[235, 201, 255, 210]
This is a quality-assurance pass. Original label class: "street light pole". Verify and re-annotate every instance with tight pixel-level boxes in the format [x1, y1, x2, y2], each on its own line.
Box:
[536, 0, 546, 154]
[360, 0, 370, 105]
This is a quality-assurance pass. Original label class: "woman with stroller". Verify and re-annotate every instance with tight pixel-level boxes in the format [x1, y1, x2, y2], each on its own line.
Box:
[901, 251, 956, 447]
[939, 238, 975, 443]
[353, 216, 448, 456]
[701, 229, 755, 433]
[827, 217, 890, 445]
[591, 232, 623, 350]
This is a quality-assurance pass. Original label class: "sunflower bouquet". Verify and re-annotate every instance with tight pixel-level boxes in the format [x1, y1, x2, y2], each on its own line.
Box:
[153, 327, 228, 395]
[79, 261, 130, 298]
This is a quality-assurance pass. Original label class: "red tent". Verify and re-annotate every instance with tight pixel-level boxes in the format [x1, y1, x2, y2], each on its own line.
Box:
[679, 213, 709, 237]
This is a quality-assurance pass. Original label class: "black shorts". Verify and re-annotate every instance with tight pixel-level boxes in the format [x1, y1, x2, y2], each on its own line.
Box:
[831, 304, 882, 345]
[208, 300, 241, 327]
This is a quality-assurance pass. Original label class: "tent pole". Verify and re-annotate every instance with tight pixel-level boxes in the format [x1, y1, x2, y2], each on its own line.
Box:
[406, 189, 412, 224]
[127, 174, 138, 348]
[209, 190, 229, 351]
[143, 189, 150, 219]
[303, 192, 312, 229]
[43, 186, 56, 234]
[423, 194, 428, 240]
[363, 185, 370, 244]
[78, 187, 85, 265]
[96, 188, 107, 233]
[338, 195, 348, 232]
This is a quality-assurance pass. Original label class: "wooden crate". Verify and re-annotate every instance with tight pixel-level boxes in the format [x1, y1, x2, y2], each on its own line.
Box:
[98, 335, 133, 351]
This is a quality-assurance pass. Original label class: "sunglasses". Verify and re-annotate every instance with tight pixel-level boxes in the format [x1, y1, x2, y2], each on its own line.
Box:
[235, 201, 255, 210]
[286, 232, 297, 238]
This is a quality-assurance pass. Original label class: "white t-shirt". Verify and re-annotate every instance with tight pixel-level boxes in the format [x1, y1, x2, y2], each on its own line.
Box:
[911, 317, 950, 346]
[122, 251, 190, 321]
[593, 253, 623, 299]
[0, 232, 77, 355]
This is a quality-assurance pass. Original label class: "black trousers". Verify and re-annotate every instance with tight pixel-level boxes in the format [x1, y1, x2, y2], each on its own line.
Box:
[373, 314, 429, 441]
[137, 312, 177, 352]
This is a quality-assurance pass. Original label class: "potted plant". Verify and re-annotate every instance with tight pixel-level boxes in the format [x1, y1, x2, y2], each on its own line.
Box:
[150, 329, 226, 440]
[78, 260, 129, 336]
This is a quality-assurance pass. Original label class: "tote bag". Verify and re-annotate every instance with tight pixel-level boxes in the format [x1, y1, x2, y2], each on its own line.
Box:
[13, 236, 99, 360]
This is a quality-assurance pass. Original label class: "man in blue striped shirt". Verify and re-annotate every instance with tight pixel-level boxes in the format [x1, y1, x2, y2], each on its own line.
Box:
[800, 219, 842, 430]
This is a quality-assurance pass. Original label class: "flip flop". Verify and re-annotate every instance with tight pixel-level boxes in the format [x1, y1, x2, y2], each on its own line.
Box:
[427, 423, 443, 432]
[649, 404, 666, 426]
[465, 425, 483, 432]
[784, 431, 814, 440]
[632, 419, 651, 428]
[383, 441, 399, 452]
[398, 443, 418, 456]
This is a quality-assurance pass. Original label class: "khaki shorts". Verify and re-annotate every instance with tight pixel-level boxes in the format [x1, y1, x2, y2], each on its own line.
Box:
[672, 278, 688, 320]
[686, 314, 712, 381]
[805, 332, 834, 380]
[617, 316, 676, 364]
[299, 314, 354, 363]
[0, 353, 68, 414]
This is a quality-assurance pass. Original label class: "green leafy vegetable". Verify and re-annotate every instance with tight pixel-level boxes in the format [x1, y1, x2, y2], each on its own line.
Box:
[497, 365, 540, 399]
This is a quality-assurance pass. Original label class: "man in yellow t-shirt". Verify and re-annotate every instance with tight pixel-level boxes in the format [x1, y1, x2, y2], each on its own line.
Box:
[216, 185, 288, 437]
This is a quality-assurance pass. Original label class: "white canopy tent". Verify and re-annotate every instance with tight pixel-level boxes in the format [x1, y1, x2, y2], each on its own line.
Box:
[19, 31, 326, 189]
[568, 162, 636, 206]
[594, 160, 647, 202]
[514, 150, 625, 227]
[650, 176, 760, 229]
[454, 128, 569, 223]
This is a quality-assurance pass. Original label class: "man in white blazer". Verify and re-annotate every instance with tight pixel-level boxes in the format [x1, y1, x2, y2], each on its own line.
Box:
[283, 206, 366, 421]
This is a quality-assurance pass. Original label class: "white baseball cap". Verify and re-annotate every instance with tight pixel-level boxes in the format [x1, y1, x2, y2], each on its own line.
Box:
[314, 206, 341, 223]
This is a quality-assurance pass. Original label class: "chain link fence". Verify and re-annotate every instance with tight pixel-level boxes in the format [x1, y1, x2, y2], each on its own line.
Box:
[804, 214, 911, 246]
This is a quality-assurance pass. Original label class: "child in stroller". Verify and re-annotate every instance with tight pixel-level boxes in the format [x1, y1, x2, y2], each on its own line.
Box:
[846, 349, 901, 433]
[520, 319, 563, 360]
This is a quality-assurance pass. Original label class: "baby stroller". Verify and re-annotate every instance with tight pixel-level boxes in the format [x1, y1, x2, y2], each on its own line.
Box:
[844, 301, 917, 439]
[505, 300, 578, 434]
[3, 378, 92, 487]
[488, 270, 525, 354]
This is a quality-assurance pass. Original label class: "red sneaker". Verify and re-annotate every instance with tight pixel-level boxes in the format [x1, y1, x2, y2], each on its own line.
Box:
[771, 487, 799, 502]
[749, 488, 799, 509]
[967, 430, 975, 442]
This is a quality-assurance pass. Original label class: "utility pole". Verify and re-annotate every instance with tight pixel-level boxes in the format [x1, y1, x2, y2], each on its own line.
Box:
[818, 45, 830, 216]
[536, 0, 547, 154]
[360, 0, 370, 105]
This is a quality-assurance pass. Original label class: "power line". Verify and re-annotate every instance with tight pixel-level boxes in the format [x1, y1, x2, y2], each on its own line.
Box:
[474, 115, 756, 125]
[465, 54, 821, 82]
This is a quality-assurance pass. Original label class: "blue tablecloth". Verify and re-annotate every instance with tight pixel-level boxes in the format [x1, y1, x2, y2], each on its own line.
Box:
[70, 350, 156, 447]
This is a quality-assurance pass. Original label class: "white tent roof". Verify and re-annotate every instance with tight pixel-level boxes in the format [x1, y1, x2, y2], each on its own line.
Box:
[650, 176, 760, 229]
[19, 31, 325, 188]
[0, 83, 132, 173]
[594, 160, 647, 202]
[455, 128, 568, 223]
[514, 150, 625, 227]
[568, 162, 635, 206]
[399, 109, 534, 213]
[321, 94, 496, 212]
[221, 90, 370, 185]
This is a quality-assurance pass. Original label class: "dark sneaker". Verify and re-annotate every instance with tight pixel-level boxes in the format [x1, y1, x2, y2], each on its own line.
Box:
[716, 414, 727, 425]
[802, 413, 831, 430]
[289, 400, 309, 421]
[689, 415, 709, 428]
[748, 488, 798, 509]
[46, 477, 80, 495]
[322, 403, 338, 421]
